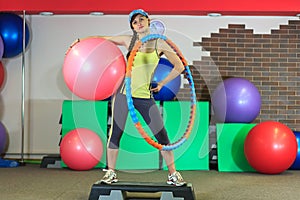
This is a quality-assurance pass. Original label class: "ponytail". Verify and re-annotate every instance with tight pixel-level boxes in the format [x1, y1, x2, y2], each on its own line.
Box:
[126, 30, 138, 59]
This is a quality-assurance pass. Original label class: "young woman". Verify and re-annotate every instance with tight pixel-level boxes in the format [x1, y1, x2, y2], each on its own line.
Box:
[74, 9, 186, 186]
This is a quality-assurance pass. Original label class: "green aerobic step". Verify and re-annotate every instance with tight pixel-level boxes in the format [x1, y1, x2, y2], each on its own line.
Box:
[216, 123, 256, 172]
[162, 101, 210, 170]
[61, 100, 108, 168]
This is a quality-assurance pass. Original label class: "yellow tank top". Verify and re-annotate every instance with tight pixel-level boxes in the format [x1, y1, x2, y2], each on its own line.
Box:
[130, 51, 159, 98]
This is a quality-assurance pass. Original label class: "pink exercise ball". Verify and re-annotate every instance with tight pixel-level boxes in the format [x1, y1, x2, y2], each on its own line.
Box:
[63, 38, 125, 100]
[60, 128, 103, 171]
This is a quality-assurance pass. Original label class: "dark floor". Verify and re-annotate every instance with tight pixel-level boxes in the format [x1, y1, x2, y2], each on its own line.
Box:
[1, 163, 300, 200]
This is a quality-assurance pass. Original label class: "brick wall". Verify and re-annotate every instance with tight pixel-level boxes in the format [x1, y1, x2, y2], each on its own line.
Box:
[178, 20, 300, 131]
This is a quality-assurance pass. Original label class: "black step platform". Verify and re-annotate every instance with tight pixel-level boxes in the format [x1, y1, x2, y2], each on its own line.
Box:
[40, 155, 61, 168]
[88, 181, 195, 200]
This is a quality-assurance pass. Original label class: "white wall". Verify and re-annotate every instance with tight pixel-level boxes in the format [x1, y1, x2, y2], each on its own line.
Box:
[1, 14, 296, 159]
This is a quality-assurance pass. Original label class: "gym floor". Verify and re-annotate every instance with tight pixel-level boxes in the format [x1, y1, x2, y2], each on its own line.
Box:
[1, 163, 300, 200]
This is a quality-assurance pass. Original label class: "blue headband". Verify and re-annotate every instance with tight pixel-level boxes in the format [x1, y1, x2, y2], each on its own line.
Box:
[129, 9, 149, 23]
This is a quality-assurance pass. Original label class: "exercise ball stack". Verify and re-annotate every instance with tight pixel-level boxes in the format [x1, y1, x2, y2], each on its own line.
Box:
[151, 58, 181, 101]
[211, 77, 261, 123]
[244, 121, 297, 174]
[60, 128, 103, 171]
[63, 38, 126, 100]
[0, 12, 31, 90]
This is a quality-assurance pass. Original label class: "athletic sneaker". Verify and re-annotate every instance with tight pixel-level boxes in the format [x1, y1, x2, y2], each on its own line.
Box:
[95, 169, 118, 184]
[166, 171, 186, 186]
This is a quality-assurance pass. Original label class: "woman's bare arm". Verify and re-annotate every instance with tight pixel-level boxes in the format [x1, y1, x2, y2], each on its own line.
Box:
[96, 35, 132, 48]
[66, 35, 132, 55]
[151, 39, 184, 92]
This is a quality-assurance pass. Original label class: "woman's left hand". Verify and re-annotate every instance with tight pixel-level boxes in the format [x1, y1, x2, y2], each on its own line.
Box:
[150, 82, 163, 93]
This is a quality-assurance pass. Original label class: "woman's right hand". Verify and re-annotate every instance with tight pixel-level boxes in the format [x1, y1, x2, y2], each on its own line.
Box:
[65, 38, 80, 55]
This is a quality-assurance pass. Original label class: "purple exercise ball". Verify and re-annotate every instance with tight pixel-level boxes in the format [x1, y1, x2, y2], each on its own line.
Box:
[211, 77, 261, 123]
[0, 122, 7, 154]
[0, 36, 3, 59]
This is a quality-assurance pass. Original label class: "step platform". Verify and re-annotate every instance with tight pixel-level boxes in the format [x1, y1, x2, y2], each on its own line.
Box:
[40, 155, 61, 168]
[88, 181, 195, 200]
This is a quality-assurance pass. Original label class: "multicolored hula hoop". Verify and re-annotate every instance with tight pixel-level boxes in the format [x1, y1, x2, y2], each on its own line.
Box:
[125, 34, 196, 151]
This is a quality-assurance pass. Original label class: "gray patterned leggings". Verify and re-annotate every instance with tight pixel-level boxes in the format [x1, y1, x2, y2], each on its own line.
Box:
[107, 92, 170, 149]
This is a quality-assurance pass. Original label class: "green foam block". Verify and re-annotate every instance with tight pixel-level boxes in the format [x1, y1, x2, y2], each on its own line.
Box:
[61, 100, 108, 168]
[216, 123, 256, 172]
[162, 101, 210, 170]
